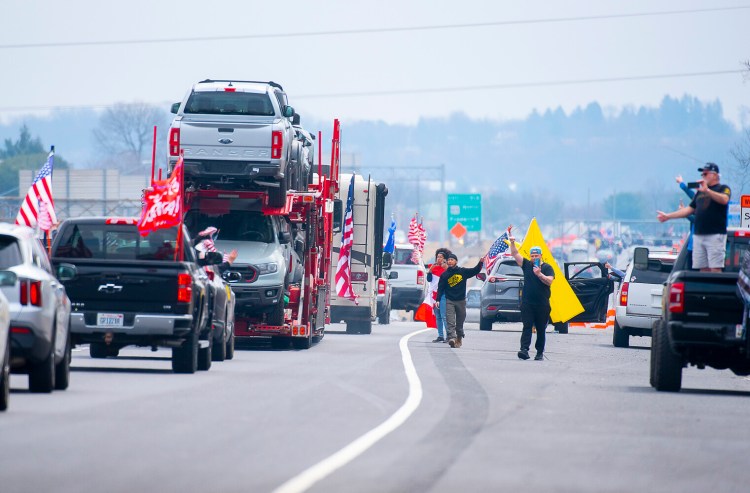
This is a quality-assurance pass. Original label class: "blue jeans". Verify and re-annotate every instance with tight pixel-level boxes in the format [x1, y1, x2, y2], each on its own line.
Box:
[434, 295, 447, 338]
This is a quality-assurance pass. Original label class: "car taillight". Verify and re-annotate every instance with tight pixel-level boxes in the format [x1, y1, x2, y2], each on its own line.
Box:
[377, 278, 386, 295]
[177, 273, 192, 303]
[20, 279, 28, 305]
[29, 281, 42, 306]
[169, 128, 180, 156]
[619, 282, 629, 306]
[416, 270, 424, 285]
[271, 131, 283, 159]
[668, 282, 684, 313]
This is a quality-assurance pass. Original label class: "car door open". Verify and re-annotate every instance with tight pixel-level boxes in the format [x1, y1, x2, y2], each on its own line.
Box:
[563, 262, 614, 323]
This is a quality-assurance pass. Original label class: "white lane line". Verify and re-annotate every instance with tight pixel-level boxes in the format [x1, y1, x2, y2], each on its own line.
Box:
[272, 328, 431, 493]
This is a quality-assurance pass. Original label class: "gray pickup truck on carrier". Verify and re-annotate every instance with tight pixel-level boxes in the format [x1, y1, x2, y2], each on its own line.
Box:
[650, 229, 750, 392]
[50, 218, 215, 374]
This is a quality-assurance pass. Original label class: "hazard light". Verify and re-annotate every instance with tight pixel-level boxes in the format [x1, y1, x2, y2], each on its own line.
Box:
[169, 128, 180, 156]
[271, 131, 283, 159]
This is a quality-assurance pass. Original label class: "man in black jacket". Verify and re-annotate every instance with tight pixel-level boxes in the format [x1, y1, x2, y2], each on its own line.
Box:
[436, 253, 485, 348]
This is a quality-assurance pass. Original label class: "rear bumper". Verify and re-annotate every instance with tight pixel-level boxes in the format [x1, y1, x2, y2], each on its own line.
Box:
[615, 307, 659, 330]
[330, 305, 372, 323]
[391, 287, 424, 310]
[181, 159, 283, 182]
[481, 299, 521, 320]
[10, 321, 52, 366]
[667, 320, 744, 347]
[69, 312, 194, 336]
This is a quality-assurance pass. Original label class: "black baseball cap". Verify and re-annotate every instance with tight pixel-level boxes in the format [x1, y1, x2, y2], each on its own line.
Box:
[697, 162, 719, 173]
[447, 253, 458, 261]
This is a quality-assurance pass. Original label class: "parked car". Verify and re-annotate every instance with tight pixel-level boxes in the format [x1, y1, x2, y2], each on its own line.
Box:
[0, 276, 14, 411]
[613, 250, 677, 347]
[0, 224, 73, 392]
[476, 257, 523, 330]
[168, 79, 298, 207]
[465, 287, 481, 324]
[387, 244, 428, 313]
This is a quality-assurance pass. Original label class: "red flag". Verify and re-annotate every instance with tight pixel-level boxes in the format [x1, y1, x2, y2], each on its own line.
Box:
[137, 156, 184, 237]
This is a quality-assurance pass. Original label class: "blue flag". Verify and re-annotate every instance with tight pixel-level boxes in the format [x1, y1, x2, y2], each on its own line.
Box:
[384, 217, 396, 254]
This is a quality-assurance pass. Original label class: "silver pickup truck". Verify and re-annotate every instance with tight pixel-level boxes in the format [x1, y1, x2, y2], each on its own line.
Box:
[168, 80, 298, 207]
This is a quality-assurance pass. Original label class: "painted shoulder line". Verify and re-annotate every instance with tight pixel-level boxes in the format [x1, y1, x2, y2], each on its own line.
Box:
[272, 328, 431, 493]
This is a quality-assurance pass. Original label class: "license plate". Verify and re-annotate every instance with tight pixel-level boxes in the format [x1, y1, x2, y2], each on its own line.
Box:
[97, 313, 124, 328]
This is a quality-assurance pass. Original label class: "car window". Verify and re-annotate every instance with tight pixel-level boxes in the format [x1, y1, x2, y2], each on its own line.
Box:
[184, 210, 274, 243]
[32, 239, 53, 273]
[493, 261, 522, 276]
[466, 290, 481, 307]
[54, 224, 181, 261]
[0, 235, 23, 268]
[630, 260, 673, 284]
[570, 264, 603, 279]
[394, 248, 416, 265]
[725, 240, 750, 273]
[184, 91, 275, 116]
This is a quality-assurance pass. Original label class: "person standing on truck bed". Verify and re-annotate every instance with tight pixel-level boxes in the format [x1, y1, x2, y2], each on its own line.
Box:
[435, 253, 484, 349]
[657, 163, 731, 272]
[509, 238, 554, 361]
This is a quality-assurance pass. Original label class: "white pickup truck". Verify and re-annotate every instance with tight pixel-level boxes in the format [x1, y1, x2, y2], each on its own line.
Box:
[167, 79, 298, 207]
[386, 244, 429, 314]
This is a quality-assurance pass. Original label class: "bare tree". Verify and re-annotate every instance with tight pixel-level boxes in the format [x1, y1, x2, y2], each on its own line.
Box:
[92, 103, 168, 174]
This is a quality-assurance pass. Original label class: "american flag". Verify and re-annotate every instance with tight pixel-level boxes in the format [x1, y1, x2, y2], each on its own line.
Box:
[484, 229, 511, 273]
[407, 215, 420, 244]
[16, 148, 57, 230]
[335, 174, 358, 303]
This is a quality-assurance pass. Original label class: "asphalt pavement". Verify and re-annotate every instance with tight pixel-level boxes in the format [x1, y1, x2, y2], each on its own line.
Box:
[1, 321, 749, 493]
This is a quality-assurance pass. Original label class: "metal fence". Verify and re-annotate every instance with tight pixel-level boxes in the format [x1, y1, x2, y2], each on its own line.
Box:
[0, 198, 143, 223]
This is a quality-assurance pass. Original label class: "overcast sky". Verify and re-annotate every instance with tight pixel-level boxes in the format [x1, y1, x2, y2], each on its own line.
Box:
[1, 0, 748, 127]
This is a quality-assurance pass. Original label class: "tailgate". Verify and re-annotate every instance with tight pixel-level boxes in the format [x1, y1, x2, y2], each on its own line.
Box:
[626, 282, 664, 317]
[390, 266, 419, 288]
[676, 272, 742, 324]
[180, 118, 275, 162]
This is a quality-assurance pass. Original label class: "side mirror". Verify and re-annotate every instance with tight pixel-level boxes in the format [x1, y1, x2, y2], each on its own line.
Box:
[388, 271, 399, 280]
[633, 247, 649, 270]
[56, 263, 77, 282]
[170, 102, 180, 114]
[382, 252, 393, 270]
[279, 231, 292, 244]
[0, 270, 18, 287]
[283, 106, 295, 118]
[476, 273, 486, 282]
[332, 199, 343, 233]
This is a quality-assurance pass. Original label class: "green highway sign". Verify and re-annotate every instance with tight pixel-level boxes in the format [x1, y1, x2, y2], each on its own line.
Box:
[447, 193, 482, 232]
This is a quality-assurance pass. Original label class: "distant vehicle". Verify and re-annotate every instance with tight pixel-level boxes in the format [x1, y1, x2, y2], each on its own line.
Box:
[168, 79, 298, 207]
[613, 251, 677, 348]
[203, 264, 236, 362]
[387, 244, 429, 314]
[567, 238, 591, 262]
[465, 287, 481, 324]
[476, 257, 523, 330]
[0, 279, 13, 411]
[0, 224, 73, 392]
[595, 248, 616, 264]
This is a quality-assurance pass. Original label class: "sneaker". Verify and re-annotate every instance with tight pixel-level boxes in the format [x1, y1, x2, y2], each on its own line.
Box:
[534, 352, 544, 361]
[448, 339, 457, 348]
[456, 336, 463, 348]
[517, 349, 530, 360]
[432, 336, 445, 343]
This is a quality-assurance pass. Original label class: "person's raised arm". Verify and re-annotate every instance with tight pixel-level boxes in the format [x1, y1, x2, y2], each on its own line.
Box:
[657, 205, 695, 223]
[509, 236, 523, 267]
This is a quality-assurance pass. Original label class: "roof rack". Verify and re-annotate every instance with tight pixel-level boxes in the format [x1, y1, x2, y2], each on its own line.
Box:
[198, 79, 284, 91]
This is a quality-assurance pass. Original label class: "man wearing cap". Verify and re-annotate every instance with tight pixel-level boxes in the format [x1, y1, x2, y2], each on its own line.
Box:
[435, 253, 485, 348]
[658, 162, 731, 272]
[509, 237, 554, 361]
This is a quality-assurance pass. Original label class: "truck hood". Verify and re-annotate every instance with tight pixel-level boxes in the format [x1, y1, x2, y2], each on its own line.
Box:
[214, 240, 282, 265]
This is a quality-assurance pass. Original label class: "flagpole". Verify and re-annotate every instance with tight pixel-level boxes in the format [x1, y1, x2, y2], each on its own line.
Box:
[176, 152, 185, 261]
[150, 126, 157, 186]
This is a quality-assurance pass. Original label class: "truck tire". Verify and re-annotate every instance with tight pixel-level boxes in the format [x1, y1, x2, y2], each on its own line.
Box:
[89, 343, 120, 358]
[225, 330, 235, 360]
[172, 331, 199, 374]
[292, 331, 312, 350]
[653, 320, 683, 392]
[198, 336, 212, 371]
[29, 347, 55, 393]
[0, 333, 10, 411]
[613, 320, 630, 348]
[650, 320, 660, 388]
[54, 332, 72, 391]
[211, 314, 228, 362]
[479, 317, 493, 331]
[378, 308, 390, 325]
[268, 176, 288, 208]
[267, 302, 285, 326]
[553, 322, 568, 334]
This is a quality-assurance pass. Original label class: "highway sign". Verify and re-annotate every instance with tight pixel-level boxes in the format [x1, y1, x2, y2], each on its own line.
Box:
[447, 194, 481, 232]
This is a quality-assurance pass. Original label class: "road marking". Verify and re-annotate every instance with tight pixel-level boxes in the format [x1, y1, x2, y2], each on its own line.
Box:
[272, 328, 430, 493]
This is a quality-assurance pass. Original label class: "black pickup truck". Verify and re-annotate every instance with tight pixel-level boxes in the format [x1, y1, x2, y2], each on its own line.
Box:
[650, 229, 750, 392]
[50, 217, 214, 374]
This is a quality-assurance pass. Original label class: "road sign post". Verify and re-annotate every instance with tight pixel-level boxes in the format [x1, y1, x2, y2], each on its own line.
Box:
[741, 195, 750, 229]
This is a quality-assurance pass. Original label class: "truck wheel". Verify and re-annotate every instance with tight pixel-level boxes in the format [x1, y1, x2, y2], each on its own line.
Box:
[0, 334, 10, 411]
[268, 176, 288, 208]
[479, 317, 493, 331]
[225, 330, 235, 360]
[172, 331, 199, 374]
[54, 332, 72, 391]
[650, 320, 660, 388]
[267, 302, 285, 326]
[553, 322, 568, 334]
[653, 320, 683, 392]
[29, 347, 55, 393]
[211, 315, 227, 362]
[292, 332, 312, 350]
[198, 336, 212, 371]
[378, 308, 390, 325]
[613, 320, 630, 348]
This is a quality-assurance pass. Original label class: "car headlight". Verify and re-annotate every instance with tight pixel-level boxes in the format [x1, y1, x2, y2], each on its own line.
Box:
[256, 262, 278, 275]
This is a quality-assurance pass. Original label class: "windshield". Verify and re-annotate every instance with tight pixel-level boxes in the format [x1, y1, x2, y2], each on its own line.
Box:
[493, 261, 523, 276]
[185, 210, 275, 243]
[0, 236, 23, 268]
[184, 91, 275, 116]
[53, 224, 180, 261]
[394, 248, 417, 265]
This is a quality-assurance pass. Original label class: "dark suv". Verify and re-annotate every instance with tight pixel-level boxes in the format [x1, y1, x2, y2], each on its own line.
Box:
[477, 258, 523, 330]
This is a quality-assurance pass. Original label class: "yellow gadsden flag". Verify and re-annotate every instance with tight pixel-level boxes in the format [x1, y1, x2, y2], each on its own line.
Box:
[519, 218, 584, 323]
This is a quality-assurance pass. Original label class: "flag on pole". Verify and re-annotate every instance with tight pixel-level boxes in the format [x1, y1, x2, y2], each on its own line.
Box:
[519, 218, 584, 323]
[37, 199, 53, 232]
[484, 229, 511, 273]
[384, 217, 396, 255]
[137, 156, 184, 236]
[16, 148, 57, 229]
[335, 174, 358, 303]
[408, 215, 422, 264]
[418, 220, 427, 254]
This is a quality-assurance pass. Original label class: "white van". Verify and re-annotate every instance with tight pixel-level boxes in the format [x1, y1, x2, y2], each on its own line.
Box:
[329, 173, 388, 334]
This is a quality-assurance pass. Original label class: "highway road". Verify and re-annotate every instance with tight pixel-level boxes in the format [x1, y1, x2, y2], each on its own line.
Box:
[2, 321, 750, 493]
